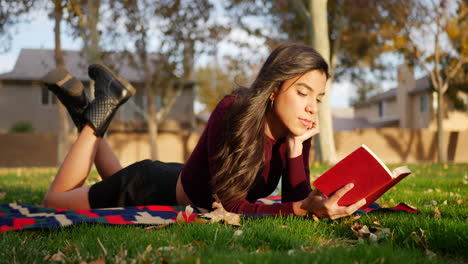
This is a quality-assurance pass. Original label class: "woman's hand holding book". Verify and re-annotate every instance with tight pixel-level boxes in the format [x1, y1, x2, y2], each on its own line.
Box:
[294, 184, 366, 219]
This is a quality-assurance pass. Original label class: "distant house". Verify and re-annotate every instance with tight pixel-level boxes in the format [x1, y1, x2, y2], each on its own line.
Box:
[341, 65, 468, 131]
[331, 107, 370, 131]
[0, 49, 195, 133]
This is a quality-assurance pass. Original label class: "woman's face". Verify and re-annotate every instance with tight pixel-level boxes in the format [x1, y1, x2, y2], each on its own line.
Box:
[269, 70, 327, 138]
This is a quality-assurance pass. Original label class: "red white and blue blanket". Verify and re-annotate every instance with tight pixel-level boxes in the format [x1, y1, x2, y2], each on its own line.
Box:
[0, 196, 419, 234]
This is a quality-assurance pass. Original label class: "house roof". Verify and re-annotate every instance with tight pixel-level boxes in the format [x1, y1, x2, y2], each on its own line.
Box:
[0, 48, 164, 84]
[333, 116, 401, 131]
[333, 117, 370, 131]
[354, 76, 432, 107]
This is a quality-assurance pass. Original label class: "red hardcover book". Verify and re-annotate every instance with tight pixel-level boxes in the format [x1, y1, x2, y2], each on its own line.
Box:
[312, 145, 411, 209]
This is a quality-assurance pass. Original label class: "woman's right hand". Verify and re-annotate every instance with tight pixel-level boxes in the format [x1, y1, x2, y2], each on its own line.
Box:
[297, 184, 366, 220]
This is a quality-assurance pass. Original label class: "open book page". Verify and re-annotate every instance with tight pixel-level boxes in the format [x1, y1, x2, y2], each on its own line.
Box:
[313, 144, 412, 209]
[362, 168, 412, 209]
[392, 166, 411, 177]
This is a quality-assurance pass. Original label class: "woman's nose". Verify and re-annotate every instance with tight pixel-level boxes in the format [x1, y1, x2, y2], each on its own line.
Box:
[306, 100, 318, 114]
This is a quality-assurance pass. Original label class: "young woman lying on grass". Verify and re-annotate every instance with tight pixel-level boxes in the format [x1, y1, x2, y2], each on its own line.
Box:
[41, 43, 366, 219]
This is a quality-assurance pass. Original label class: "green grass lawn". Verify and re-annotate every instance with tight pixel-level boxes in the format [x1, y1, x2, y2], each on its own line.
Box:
[0, 164, 467, 263]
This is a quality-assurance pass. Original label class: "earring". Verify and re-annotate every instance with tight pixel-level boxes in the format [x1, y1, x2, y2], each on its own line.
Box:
[270, 99, 274, 108]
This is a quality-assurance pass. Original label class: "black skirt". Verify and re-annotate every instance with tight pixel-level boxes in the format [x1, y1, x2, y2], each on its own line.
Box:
[88, 159, 184, 208]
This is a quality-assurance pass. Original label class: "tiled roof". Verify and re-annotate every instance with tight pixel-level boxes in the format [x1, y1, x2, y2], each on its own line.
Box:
[0, 48, 161, 83]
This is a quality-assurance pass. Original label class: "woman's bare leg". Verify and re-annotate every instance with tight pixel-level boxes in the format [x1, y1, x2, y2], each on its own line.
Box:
[95, 138, 122, 179]
[42, 125, 100, 209]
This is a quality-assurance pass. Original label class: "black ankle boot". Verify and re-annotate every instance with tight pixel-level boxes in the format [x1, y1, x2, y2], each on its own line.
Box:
[84, 64, 136, 137]
[40, 67, 89, 131]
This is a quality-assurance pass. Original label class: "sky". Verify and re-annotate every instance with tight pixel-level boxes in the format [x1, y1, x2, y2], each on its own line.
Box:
[0, 14, 379, 109]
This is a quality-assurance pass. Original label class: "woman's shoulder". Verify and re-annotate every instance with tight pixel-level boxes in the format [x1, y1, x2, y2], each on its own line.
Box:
[208, 95, 236, 125]
[216, 94, 236, 109]
[216, 88, 251, 110]
[211, 88, 250, 121]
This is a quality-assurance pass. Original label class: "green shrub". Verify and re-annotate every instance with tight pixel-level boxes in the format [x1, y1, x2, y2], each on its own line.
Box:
[9, 120, 35, 133]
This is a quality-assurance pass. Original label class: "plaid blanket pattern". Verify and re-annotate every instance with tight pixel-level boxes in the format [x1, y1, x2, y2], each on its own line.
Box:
[0, 196, 419, 233]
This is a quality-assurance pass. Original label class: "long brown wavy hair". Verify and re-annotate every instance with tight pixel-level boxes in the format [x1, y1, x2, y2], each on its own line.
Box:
[210, 43, 330, 204]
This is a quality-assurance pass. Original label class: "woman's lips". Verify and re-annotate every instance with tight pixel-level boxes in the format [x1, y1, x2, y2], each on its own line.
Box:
[299, 118, 312, 128]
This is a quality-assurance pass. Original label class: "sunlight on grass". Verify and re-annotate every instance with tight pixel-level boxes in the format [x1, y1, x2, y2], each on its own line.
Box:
[0, 164, 467, 263]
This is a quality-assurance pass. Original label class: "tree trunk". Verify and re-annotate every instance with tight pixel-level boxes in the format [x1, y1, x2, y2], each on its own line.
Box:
[145, 65, 159, 160]
[310, 0, 338, 163]
[86, 0, 100, 99]
[437, 90, 447, 162]
[54, 0, 70, 165]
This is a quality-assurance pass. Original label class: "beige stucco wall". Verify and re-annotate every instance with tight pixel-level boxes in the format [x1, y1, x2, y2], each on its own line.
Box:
[0, 133, 58, 166]
[1, 129, 466, 167]
[332, 128, 468, 163]
[107, 131, 200, 167]
[0, 131, 200, 167]
[428, 110, 468, 131]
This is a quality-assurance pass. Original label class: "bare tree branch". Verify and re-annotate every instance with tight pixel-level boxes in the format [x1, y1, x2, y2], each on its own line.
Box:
[68, 0, 88, 28]
[126, 98, 149, 119]
[291, 0, 312, 35]
[413, 44, 439, 91]
[156, 83, 183, 122]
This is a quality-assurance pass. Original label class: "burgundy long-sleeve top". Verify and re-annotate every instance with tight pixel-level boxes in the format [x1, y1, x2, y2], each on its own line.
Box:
[180, 95, 312, 215]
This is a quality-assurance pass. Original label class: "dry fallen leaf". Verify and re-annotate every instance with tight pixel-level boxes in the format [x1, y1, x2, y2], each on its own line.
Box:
[233, 230, 243, 238]
[176, 205, 195, 224]
[433, 207, 441, 218]
[193, 240, 208, 248]
[302, 246, 316, 251]
[145, 223, 171, 230]
[0, 192, 6, 199]
[201, 201, 241, 226]
[425, 249, 437, 260]
[424, 189, 434, 194]
[157, 246, 175, 252]
[311, 214, 319, 222]
[404, 228, 428, 249]
[193, 217, 210, 224]
[88, 257, 106, 264]
[424, 200, 438, 206]
[256, 245, 269, 253]
[351, 224, 370, 238]
[176, 211, 186, 224]
[186, 205, 194, 218]
[343, 215, 361, 224]
[49, 250, 66, 262]
[351, 223, 391, 244]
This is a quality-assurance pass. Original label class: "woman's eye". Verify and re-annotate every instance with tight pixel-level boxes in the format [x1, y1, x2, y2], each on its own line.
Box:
[298, 91, 307, 96]
[317, 98, 322, 103]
